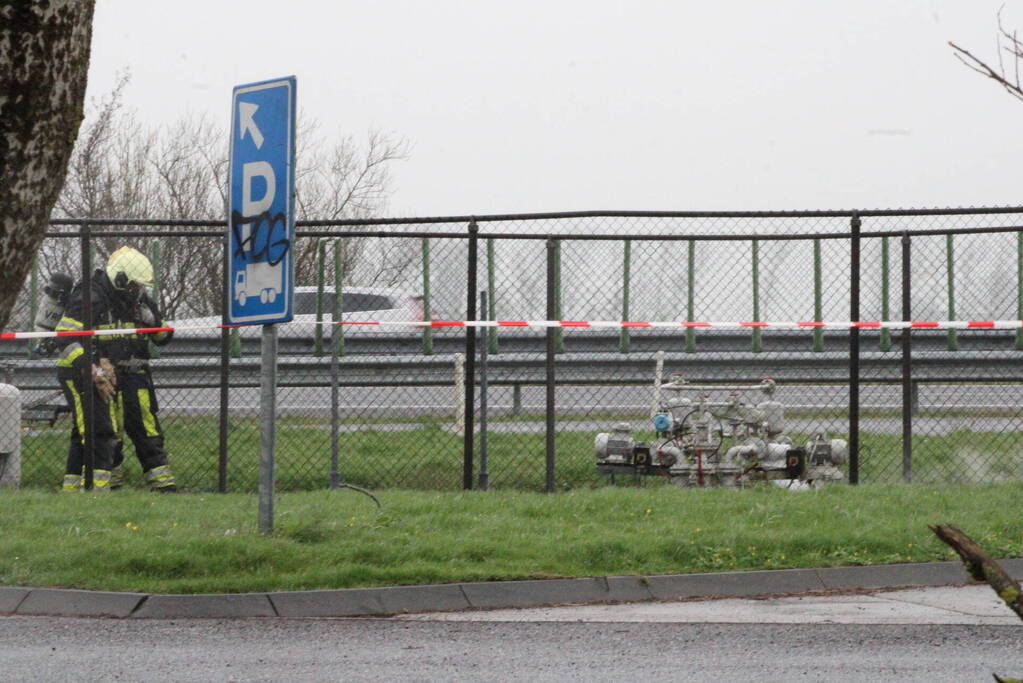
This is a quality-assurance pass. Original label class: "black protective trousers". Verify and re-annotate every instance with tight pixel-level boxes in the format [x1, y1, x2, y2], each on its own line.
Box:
[112, 368, 170, 473]
[59, 368, 119, 475]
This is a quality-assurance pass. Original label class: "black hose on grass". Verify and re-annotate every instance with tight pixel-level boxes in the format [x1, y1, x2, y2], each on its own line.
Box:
[336, 482, 382, 511]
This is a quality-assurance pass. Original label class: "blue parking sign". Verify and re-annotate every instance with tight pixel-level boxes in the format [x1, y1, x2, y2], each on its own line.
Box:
[227, 76, 296, 324]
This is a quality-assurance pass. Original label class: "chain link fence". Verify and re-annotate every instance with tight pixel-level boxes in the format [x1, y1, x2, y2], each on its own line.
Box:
[3, 208, 1023, 492]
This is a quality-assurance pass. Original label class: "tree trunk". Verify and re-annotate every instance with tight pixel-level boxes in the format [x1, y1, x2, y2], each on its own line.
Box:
[0, 0, 95, 329]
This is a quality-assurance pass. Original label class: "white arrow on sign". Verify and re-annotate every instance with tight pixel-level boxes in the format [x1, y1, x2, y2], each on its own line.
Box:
[238, 101, 264, 149]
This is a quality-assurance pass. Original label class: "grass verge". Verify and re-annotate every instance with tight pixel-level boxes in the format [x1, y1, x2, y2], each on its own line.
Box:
[0, 482, 1020, 594]
[20, 415, 1023, 491]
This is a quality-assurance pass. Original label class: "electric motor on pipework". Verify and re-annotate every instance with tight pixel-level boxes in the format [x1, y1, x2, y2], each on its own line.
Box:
[594, 423, 636, 464]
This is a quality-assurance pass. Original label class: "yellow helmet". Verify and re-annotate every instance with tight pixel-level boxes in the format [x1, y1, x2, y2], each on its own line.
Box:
[106, 246, 154, 291]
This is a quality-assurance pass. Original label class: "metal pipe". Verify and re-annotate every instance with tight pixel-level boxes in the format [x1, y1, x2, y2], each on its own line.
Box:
[330, 238, 343, 489]
[258, 323, 277, 533]
[620, 239, 631, 354]
[554, 239, 564, 354]
[545, 237, 557, 493]
[81, 224, 94, 490]
[478, 290, 490, 491]
[946, 234, 958, 351]
[902, 232, 913, 483]
[149, 242, 162, 360]
[421, 238, 433, 354]
[1017, 231, 1023, 351]
[334, 239, 345, 356]
[686, 240, 696, 353]
[813, 238, 823, 352]
[218, 234, 230, 493]
[463, 221, 478, 490]
[45, 221, 1023, 243]
[881, 236, 891, 352]
[47, 205, 1023, 228]
[752, 239, 762, 353]
[487, 237, 498, 354]
[849, 213, 861, 485]
[230, 327, 241, 358]
[314, 239, 325, 356]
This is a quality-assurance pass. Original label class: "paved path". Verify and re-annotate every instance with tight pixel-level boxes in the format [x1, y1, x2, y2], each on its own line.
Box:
[401, 584, 1020, 625]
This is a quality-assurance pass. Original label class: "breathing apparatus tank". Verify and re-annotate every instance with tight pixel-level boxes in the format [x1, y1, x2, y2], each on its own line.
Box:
[33, 272, 74, 356]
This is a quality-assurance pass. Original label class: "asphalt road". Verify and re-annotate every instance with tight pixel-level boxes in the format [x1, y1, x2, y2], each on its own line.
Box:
[0, 616, 1019, 682]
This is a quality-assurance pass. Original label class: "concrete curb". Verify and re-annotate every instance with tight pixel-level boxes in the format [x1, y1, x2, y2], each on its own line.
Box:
[1, 559, 1021, 620]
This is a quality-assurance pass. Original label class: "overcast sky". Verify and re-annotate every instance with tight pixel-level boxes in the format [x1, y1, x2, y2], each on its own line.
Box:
[87, 0, 1022, 217]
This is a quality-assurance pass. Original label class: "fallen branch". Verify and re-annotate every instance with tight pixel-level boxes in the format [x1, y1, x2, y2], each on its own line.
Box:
[930, 523, 1023, 621]
[931, 524, 1022, 683]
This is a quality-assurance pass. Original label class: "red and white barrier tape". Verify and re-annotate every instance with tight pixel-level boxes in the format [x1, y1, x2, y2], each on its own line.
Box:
[4, 319, 1023, 340]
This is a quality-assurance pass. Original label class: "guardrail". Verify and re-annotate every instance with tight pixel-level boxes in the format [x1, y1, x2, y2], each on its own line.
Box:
[7, 349, 1021, 392]
[4, 329, 1020, 359]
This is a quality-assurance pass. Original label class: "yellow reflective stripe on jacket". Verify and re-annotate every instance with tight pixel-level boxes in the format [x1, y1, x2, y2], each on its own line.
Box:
[97, 321, 141, 340]
[65, 379, 86, 442]
[138, 388, 159, 437]
[56, 343, 84, 368]
[55, 317, 84, 332]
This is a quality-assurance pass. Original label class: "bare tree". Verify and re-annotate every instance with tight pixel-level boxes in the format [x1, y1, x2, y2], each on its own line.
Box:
[0, 1, 95, 330]
[48, 77, 413, 319]
[950, 9, 1023, 102]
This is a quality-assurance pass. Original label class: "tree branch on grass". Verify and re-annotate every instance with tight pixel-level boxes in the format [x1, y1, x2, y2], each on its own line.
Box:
[930, 523, 1022, 683]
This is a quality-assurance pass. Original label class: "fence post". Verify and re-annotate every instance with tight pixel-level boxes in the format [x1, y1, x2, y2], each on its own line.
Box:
[813, 238, 823, 352]
[620, 239, 631, 354]
[28, 260, 38, 359]
[218, 233, 231, 493]
[686, 240, 696, 353]
[454, 353, 465, 436]
[314, 239, 325, 357]
[330, 238, 344, 489]
[478, 290, 490, 491]
[752, 239, 762, 353]
[80, 223, 95, 490]
[901, 232, 913, 483]
[554, 239, 564, 354]
[421, 237, 433, 355]
[463, 221, 478, 490]
[848, 213, 861, 485]
[1017, 231, 1023, 350]
[880, 236, 892, 352]
[149, 241, 162, 359]
[229, 327, 241, 358]
[946, 234, 958, 351]
[487, 237, 498, 354]
[545, 237, 557, 493]
[334, 238, 345, 356]
[258, 323, 277, 534]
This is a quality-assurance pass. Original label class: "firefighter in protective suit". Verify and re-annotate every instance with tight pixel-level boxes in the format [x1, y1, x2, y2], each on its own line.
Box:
[55, 247, 177, 492]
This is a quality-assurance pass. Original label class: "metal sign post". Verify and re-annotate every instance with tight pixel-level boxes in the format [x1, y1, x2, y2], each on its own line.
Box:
[228, 76, 296, 534]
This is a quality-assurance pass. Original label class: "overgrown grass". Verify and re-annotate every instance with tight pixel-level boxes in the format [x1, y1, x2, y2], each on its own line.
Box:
[0, 483, 1020, 594]
[20, 413, 1023, 491]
